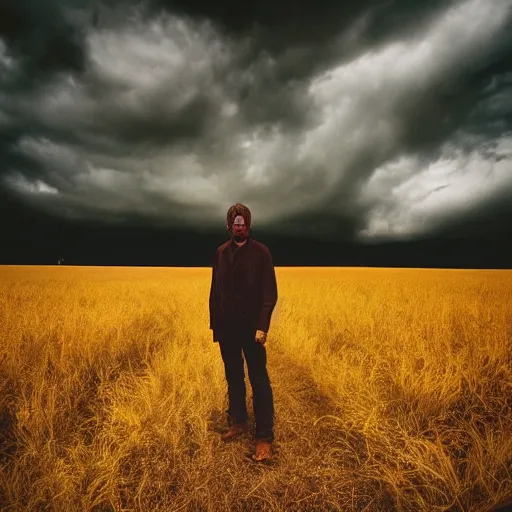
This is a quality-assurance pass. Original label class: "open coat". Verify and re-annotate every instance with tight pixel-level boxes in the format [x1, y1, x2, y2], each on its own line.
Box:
[209, 236, 278, 342]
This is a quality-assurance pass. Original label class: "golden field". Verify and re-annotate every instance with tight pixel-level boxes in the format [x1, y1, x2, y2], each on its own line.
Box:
[0, 265, 511, 512]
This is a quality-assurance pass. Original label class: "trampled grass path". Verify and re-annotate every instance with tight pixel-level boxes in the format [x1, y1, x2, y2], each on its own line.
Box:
[205, 342, 395, 511]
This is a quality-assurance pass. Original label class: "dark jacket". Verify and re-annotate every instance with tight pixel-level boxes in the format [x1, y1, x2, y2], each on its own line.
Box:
[209, 235, 278, 341]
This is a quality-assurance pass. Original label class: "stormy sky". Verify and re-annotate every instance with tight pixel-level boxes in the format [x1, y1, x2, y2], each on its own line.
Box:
[1, 0, 511, 266]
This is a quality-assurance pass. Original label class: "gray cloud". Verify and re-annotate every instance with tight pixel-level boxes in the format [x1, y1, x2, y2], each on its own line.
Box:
[0, 0, 511, 242]
[0, 0, 87, 91]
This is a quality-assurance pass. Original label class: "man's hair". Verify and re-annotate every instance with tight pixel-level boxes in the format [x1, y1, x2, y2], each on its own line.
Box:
[227, 203, 252, 230]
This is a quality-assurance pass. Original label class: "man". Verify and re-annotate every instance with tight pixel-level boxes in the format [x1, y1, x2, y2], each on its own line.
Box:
[209, 203, 278, 462]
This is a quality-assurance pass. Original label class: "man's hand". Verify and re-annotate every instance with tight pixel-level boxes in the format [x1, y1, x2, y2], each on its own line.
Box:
[255, 329, 267, 345]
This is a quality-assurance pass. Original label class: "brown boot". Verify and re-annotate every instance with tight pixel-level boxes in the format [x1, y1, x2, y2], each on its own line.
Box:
[220, 422, 249, 441]
[252, 439, 272, 462]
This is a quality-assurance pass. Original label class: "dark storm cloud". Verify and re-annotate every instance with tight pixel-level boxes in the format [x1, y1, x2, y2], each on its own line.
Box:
[0, 0, 511, 242]
[149, 0, 454, 54]
[0, 0, 87, 90]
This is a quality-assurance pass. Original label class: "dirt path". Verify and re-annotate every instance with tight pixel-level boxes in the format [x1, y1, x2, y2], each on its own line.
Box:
[208, 342, 394, 511]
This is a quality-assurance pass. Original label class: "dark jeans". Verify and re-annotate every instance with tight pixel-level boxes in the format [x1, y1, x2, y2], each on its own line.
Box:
[218, 325, 274, 442]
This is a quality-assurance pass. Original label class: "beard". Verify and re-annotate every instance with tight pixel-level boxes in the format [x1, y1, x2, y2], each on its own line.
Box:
[233, 233, 247, 242]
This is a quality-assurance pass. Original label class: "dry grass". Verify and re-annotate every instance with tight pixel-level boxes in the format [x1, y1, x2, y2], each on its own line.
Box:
[0, 265, 511, 512]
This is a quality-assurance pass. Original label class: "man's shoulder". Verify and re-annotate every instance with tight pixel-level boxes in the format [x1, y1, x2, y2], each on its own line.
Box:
[217, 240, 231, 253]
[249, 239, 273, 261]
[215, 240, 236, 258]
[215, 238, 271, 256]
[250, 238, 270, 253]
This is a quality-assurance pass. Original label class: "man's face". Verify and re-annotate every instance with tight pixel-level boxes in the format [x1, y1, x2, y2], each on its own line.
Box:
[231, 215, 248, 242]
